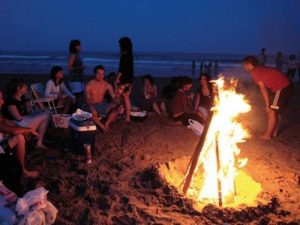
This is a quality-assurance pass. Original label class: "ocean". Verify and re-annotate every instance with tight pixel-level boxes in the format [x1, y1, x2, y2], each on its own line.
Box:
[0, 51, 270, 80]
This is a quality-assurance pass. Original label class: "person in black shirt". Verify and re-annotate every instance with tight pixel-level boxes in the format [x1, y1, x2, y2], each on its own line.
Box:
[3, 78, 50, 149]
[0, 90, 39, 183]
[114, 37, 134, 121]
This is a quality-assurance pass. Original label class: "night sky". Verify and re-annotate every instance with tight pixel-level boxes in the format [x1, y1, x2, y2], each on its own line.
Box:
[0, 0, 299, 54]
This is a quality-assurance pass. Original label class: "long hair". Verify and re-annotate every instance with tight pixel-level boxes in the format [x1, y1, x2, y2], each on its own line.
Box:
[6, 78, 26, 97]
[69, 39, 81, 54]
[119, 37, 132, 55]
[143, 74, 154, 85]
[50, 66, 63, 86]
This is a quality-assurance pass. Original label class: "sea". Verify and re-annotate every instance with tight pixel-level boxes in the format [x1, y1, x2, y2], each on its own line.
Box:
[0, 51, 277, 80]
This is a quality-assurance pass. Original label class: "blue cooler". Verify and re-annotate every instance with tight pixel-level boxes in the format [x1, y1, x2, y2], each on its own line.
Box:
[69, 118, 97, 155]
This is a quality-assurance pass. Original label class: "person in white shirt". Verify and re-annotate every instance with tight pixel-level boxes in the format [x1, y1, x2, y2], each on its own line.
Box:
[45, 66, 76, 114]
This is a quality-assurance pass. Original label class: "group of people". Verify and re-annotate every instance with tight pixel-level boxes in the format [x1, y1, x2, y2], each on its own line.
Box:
[259, 48, 300, 81]
[0, 35, 294, 197]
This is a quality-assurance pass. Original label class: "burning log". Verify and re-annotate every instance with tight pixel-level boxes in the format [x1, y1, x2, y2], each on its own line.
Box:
[182, 81, 218, 195]
[181, 77, 252, 207]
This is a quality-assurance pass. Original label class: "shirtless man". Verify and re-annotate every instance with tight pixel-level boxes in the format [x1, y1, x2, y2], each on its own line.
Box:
[0, 90, 39, 178]
[85, 65, 119, 131]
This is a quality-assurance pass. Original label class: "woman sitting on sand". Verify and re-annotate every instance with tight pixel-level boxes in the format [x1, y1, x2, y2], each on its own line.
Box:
[2, 78, 50, 150]
[193, 74, 213, 120]
[45, 66, 76, 114]
[140, 74, 167, 118]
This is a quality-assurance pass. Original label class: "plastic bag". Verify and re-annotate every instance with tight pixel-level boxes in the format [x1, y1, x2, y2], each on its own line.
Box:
[16, 187, 48, 217]
[72, 109, 92, 121]
[15, 187, 58, 225]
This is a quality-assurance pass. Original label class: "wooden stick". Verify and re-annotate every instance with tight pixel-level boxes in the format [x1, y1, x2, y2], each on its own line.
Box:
[182, 113, 213, 194]
[215, 132, 222, 207]
[182, 81, 219, 195]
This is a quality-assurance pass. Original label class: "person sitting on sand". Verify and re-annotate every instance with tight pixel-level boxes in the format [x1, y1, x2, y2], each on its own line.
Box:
[243, 55, 292, 140]
[2, 78, 50, 150]
[0, 90, 39, 181]
[45, 66, 76, 114]
[193, 74, 213, 120]
[171, 76, 204, 126]
[85, 65, 120, 132]
[140, 74, 167, 118]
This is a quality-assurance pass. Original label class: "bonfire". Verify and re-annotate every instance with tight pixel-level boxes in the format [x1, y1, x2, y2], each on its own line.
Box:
[160, 77, 262, 208]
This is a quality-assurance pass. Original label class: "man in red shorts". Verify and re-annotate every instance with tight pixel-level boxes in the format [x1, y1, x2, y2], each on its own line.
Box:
[243, 56, 292, 140]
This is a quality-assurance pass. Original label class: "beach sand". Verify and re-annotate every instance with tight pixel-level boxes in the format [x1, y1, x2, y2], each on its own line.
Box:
[0, 74, 299, 224]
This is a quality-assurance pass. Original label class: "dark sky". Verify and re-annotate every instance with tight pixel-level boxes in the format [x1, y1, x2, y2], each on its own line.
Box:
[0, 0, 299, 54]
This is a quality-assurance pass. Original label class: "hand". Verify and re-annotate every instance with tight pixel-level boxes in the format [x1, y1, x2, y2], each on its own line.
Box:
[265, 106, 272, 113]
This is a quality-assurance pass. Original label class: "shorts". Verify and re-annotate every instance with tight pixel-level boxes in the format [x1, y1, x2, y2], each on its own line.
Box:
[94, 103, 112, 115]
[0, 138, 12, 155]
[270, 85, 292, 114]
[173, 113, 203, 126]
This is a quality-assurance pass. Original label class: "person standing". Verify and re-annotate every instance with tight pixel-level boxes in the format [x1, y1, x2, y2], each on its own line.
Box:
[68, 39, 85, 108]
[68, 39, 85, 82]
[286, 54, 298, 81]
[114, 37, 134, 121]
[275, 52, 284, 72]
[258, 48, 267, 66]
[243, 56, 292, 140]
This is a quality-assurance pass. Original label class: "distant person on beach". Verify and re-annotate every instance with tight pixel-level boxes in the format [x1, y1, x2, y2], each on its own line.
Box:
[275, 52, 284, 72]
[193, 74, 213, 120]
[2, 78, 50, 150]
[192, 60, 196, 75]
[139, 74, 167, 118]
[243, 55, 292, 140]
[68, 39, 85, 82]
[85, 65, 121, 132]
[171, 76, 203, 126]
[45, 66, 76, 114]
[114, 37, 134, 122]
[0, 90, 39, 184]
[200, 61, 203, 74]
[286, 54, 298, 81]
[214, 61, 218, 76]
[258, 48, 267, 66]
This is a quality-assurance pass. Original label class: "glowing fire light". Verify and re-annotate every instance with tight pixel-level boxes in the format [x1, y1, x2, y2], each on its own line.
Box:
[159, 77, 262, 208]
[191, 77, 251, 205]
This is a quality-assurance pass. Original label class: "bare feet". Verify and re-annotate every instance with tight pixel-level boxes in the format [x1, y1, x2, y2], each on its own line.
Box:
[23, 169, 39, 178]
[35, 144, 49, 150]
[260, 134, 272, 140]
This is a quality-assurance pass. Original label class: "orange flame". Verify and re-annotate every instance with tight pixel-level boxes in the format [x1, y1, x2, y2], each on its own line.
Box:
[159, 77, 262, 208]
[188, 77, 251, 204]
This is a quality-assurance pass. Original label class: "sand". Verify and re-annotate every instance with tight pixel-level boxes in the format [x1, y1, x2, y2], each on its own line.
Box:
[0, 74, 299, 224]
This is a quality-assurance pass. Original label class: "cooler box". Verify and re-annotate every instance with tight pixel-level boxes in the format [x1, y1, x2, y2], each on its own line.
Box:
[69, 118, 97, 155]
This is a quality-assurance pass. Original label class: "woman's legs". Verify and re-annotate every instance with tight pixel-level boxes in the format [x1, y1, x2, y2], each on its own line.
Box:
[160, 102, 167, 118]
[152, 102, 161, 116]
[23, 112, 50, 148]
[8, 135, 39, 177]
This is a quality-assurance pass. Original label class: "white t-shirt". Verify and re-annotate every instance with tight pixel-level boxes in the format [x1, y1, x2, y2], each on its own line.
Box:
[45, 80, 75, 99]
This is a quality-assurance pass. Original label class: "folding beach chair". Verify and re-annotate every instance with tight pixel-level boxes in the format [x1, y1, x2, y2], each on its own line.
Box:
[30, 83, 62, 114]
